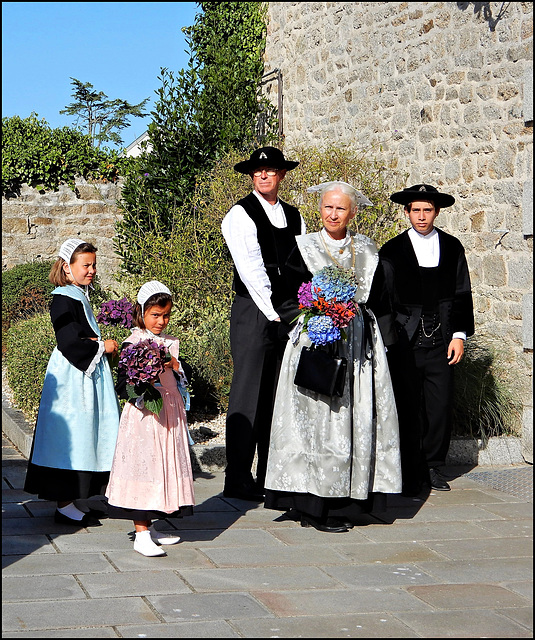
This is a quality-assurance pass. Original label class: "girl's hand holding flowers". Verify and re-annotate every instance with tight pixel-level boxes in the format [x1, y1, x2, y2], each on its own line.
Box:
[118, 339, 170, 416]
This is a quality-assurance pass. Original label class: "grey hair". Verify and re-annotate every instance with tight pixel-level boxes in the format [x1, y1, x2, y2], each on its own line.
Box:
[319, 182, 358, 209]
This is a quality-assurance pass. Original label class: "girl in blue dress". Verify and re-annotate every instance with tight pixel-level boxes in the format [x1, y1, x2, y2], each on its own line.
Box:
[24, 239, 121, 526]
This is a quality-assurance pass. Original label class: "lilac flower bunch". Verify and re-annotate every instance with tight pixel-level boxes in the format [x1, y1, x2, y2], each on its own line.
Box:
[96, 298, 134, 328]
[118, 339, 170, 415]
[296, 265, 359, 346]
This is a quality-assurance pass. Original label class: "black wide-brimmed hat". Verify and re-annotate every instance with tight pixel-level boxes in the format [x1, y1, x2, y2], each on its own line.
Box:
[390, 184, 455, 208]
[234, 146, 299, 174]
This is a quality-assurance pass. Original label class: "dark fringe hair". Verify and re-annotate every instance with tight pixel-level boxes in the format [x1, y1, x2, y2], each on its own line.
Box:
[133, 292, 173, 329]
[49, 242, 98, 287]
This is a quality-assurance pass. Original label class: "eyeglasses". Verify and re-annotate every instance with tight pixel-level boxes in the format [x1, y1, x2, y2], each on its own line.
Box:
[252, 169, 279, 177]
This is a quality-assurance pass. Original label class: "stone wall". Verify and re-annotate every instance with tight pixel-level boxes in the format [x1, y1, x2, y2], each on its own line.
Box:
[264, 1, 533, 460]
[2, 178, 124, 289]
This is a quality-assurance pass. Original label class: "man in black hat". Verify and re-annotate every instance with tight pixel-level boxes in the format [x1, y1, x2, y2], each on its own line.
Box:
[377, 184, 474, 495]
[221, 146, 305, 501]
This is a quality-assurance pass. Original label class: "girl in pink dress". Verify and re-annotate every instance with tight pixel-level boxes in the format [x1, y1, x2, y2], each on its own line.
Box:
[106, 281, 195, 556]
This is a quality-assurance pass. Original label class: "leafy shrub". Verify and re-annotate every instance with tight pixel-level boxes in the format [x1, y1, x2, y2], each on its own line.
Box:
[176, 308, 232, 414]
[2, 261, 55, 323]
[5, 312, 56, 423]
[2, 114, 126, 197]
[452, 337, 522, 440]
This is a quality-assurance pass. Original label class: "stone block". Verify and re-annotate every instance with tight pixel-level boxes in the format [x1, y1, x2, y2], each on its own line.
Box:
[482, 254, 507, 287]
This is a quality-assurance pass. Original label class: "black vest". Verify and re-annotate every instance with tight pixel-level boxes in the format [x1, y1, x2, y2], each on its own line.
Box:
[232, 193, 301, 309]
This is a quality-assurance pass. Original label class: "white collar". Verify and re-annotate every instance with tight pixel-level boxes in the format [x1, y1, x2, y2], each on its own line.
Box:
[409, 227, 438, 242]
[320, 227, 352, 247]
[253, 189, 281, 211]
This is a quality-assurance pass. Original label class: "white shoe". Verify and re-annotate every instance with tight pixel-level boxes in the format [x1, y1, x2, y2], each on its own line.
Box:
[134, 531, 166, 556]
[149, 524, 181, 545]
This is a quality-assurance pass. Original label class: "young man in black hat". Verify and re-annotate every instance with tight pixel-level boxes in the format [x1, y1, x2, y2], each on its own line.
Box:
[377, 184, 474, 495]
[221, 146, 305, 501]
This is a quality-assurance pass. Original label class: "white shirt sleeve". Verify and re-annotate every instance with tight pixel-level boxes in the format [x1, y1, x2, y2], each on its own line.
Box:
[221, 195, 306, 321]
[222, 204, 279, 320]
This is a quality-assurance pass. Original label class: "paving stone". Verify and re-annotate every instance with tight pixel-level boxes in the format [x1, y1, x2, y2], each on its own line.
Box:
[424, 536, 533, 560]
[503, 580, 534, 599]
[77, 569, 192, 597]
[2, 627, 120, 638]
[177, 527, 286, 548]
[270, 525, 373, 545]
[200, 543, 348, 567]
[322, 562, 438, 588]
[414, 556, 533, 584]
[417, 488, 512, 506]
[2, 503, 28, 518]
[192, 496, 242, 512]
[49, 532, 136, 553]
[2, 597, 160, 632]
[391, 504, 508, 523]
[2, 574, 86, 602]
[496, 607, 534, 631]
[476, 518, 533, 537]
[331, 541, 446, 564]
[252, 587, 432, 617]
[105, 547, 214, 571]
[146, 592, 274, 622]
[357, 521, 500, 543]
[394, 608, 533, 637]
[406, 583, 532, 609]
[179, 565, 341, 592]
[115, 620, 241, 637]
[478, 501, 534, 519]
[2, 535, 57, 556]
[2, 516, 96, 536]
[232, 612, 420, 637]
[1, 552, 115, 576]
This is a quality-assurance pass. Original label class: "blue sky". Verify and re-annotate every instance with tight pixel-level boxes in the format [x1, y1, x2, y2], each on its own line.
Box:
[2, 1, 199, 148]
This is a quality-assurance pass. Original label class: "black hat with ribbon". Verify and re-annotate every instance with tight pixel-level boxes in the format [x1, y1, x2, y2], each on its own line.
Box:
[234, 146, 299, 174]
[390, 184, 455, 208]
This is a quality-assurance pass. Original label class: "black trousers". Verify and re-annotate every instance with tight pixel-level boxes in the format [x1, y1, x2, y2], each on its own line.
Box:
[225, 296, 287, 489]
[388, 336, 454, 488]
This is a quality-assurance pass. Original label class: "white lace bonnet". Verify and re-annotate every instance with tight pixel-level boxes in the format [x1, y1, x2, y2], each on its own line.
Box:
[137, 280, 172, 315]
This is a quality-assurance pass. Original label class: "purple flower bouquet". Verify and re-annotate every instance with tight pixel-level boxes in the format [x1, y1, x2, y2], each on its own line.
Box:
[118, 339, 170, 416]
[96, 298, 134, 328]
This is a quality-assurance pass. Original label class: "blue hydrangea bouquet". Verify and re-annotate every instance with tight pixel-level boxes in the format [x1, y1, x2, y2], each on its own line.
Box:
[296, 265, 358, 345]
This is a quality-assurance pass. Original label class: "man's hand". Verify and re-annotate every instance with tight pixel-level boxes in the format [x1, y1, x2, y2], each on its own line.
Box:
[447, 338, 464, 365]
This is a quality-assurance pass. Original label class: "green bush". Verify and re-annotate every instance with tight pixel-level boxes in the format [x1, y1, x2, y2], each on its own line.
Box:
[452, 337, 522, 440]
[5, 312, 56, 423]
[2, 113, 126, 197]
[2, 261, 55, 323]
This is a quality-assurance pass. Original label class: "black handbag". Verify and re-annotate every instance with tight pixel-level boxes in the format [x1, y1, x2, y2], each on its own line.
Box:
[294, 344, 347, 397]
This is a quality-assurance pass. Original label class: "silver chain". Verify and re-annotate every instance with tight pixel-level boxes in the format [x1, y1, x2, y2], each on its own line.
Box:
[420, 316, 441, 338]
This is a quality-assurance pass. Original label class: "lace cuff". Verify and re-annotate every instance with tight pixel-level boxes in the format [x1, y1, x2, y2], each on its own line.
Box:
[84, 340, 106, 377]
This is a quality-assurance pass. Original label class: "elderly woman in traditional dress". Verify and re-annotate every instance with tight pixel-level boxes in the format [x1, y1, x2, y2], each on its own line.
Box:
[263, 181, 402, 533]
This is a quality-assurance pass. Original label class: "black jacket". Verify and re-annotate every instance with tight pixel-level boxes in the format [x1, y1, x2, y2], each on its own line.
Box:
[377, 228, 474, 347]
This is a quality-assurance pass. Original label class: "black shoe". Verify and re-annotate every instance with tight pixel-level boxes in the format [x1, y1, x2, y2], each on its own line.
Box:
[54, 510, 102, 526]
[331, 516, 354, 529]
[223, 483, 265, 502]
[300, 514, 349, 533]
[429, 468, 451, 491]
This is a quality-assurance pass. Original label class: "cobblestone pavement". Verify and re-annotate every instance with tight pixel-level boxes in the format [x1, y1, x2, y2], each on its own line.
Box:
[2, 434, 533, 638]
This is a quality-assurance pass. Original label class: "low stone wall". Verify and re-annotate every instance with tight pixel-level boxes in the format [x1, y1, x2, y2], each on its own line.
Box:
[2, 178, 124, 289]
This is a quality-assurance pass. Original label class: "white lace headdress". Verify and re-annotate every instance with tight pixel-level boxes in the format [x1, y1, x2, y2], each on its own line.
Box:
[306, 181, 373, 206]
